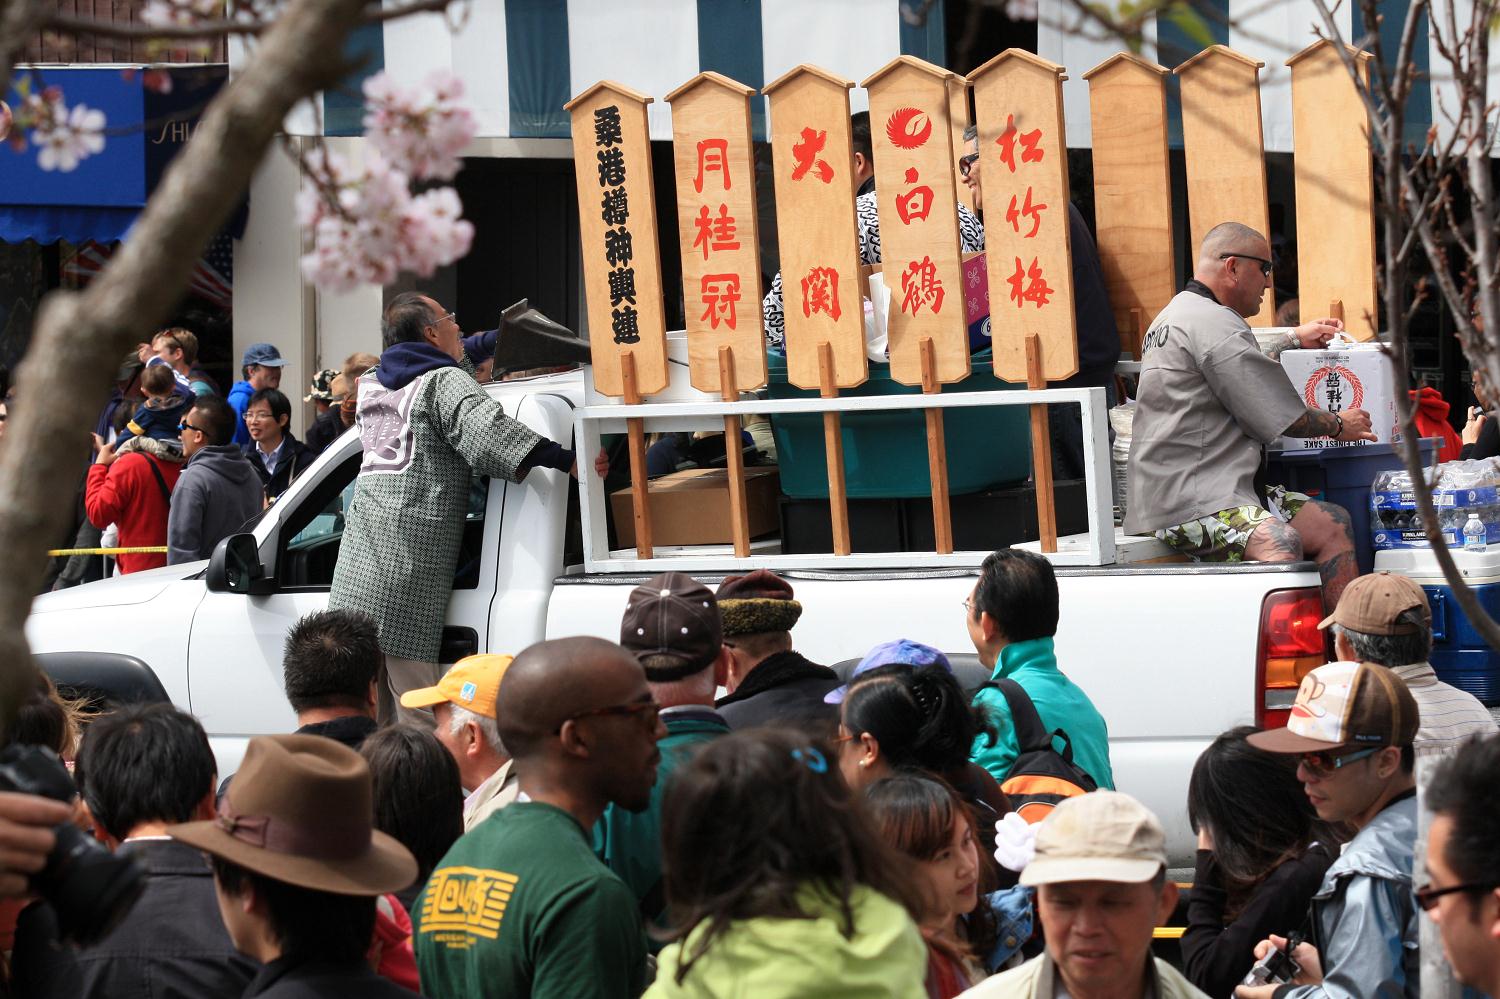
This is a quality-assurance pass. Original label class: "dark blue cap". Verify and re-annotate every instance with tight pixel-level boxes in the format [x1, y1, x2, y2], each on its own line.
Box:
[242, 343, 288, 368]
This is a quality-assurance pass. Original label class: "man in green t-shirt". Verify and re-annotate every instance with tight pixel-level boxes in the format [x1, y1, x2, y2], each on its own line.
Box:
[413, 636, 667, 999]
[595, 572, 732, 944]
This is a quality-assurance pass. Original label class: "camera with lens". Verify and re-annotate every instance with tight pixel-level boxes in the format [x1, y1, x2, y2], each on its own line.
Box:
[0, 743, 144, 944]
[1241, 931, 1304, 988]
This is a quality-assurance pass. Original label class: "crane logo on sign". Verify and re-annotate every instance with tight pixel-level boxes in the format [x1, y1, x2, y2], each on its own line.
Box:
[1303, 365, 1364, 414]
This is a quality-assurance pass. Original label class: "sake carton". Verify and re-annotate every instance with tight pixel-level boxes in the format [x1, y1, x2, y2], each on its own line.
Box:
[1277, 339, 1401, 453]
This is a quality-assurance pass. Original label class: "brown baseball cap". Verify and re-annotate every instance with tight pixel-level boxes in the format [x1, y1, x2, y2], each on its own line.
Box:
[1247, 661, 1420, 753]
[620, 572, 721, 680]
[168, 734, 416, 896]
[1318, 572, 1431, 635]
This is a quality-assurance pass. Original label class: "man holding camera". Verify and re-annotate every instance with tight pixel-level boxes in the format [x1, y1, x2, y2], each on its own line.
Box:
[1237, 661, 1420, 998]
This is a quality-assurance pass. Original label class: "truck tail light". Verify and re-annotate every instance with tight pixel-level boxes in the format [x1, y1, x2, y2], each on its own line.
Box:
[1255, 588, 1326, 729]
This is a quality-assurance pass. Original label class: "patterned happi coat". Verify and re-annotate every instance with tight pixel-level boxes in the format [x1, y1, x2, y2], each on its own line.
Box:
[327, 359, 541, 663]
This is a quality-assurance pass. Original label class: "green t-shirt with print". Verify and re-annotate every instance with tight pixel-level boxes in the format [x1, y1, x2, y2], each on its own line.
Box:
[414, 800, 647, 999]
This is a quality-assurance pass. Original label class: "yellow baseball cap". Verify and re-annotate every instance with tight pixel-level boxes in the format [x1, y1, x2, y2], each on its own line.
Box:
[398, 654, 512, 719]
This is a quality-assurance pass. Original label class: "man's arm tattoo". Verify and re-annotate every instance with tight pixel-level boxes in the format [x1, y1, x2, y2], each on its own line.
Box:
[1284, 407, 1340, 438]
[1262, 331, 1297, 361]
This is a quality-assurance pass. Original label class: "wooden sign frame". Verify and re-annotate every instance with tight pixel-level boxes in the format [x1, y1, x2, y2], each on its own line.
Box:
[1176, 46, 1276, 327]
[1084, 53, 1175, 360]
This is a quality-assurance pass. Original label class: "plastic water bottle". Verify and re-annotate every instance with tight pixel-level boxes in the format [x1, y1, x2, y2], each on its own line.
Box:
[1464, 513, 1487, 552]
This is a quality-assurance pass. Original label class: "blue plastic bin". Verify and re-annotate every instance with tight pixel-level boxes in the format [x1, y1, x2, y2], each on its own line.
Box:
[1267, 440, 1439, 575]
[766, 349, 1032, 500]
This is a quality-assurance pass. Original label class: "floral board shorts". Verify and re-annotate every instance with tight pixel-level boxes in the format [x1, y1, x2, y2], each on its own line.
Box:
[1154, 486, 1310, 562]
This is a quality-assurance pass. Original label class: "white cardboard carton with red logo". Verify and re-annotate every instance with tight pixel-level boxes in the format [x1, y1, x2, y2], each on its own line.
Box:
[1277, 338, 1401, 453]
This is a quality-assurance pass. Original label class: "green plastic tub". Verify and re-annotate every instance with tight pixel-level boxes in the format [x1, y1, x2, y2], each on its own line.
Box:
[766, 349, 1032, 499]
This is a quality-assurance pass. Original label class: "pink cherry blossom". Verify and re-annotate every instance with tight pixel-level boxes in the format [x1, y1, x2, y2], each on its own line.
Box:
[32, 99, 106, 173]
[361, 70, 476, 182]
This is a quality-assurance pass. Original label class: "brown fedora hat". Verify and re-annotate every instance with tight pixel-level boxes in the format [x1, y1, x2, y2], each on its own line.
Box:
[169, 734, 415, 896]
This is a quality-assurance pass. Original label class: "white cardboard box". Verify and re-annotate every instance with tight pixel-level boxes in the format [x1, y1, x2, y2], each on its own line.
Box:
[1278, 343, 1401, 453]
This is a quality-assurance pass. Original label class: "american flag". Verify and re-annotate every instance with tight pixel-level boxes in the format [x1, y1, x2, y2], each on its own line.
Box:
[189, 233, 234, 310]
[61, 241, 114, 286]
[59, 234, 233, 311]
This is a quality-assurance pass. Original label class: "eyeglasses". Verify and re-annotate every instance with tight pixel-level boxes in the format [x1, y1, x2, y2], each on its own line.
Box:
[556, 698, 661, 734]
[427, 310, 456, 328]
[1219, 252, 1274, 277]
[243, 411, 273, 422]
[959, 152, 980, 178]
[178, 420, 205, 434]
[1416, 881, 1500, 911]
[1299, 745, 1380, 776]
[961, 596, 976, 614]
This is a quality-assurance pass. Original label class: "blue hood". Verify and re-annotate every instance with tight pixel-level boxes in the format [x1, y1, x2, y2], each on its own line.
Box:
[376, 329, 497, 391]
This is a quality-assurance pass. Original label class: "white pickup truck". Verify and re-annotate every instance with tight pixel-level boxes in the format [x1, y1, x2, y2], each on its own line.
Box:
[25, 367, 1326, 862]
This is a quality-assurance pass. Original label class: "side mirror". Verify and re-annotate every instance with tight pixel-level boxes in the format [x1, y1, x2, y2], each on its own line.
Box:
[205, 534, 268, 594]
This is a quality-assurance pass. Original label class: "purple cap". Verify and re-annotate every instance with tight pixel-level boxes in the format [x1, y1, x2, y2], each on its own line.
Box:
[824, 639, 952, 704]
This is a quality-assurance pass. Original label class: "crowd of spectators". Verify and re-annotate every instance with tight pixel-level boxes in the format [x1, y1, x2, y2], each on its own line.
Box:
[0, 551, 1490, 999]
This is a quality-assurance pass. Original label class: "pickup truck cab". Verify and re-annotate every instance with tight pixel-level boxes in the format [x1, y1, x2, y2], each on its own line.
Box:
[26, 368, 1326, 862]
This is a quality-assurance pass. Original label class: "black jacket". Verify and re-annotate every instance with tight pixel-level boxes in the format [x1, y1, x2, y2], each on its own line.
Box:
[243, 433, 313, 500]
[1181, 843, 1337, 997]
[715, 650, 839, 736]
[10, 838, 257, 999]
[244, 956, 415, 998]
[304, 408, 350, 457]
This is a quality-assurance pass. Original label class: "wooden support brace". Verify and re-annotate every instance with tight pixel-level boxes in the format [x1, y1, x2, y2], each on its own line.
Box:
[818, 342, 851, 556]
[1025, 334, 1058, 553]
[1330, 299, 1345, 326]
[920, 337, 954, 554]
[621, 352, 653, 559]
[718, 347, 752, 558]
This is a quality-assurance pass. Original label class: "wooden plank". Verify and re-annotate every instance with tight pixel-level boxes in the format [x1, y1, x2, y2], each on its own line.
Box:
[1025, 333, 1058, 552]
[718, 346, 752, 557]
[947, 76, 974, 213]
[1288, 41, 1377, 340]
[621, 352, 654, 559]
[764, 65, 867, 390]
[566, 81, 670, 398]
[920, 337, 954, 554]
[818, 341, 852, 555]
[1085, 53, 1176, 359]
[863, 55, 969, 386]
[1176, 46, 1276, 327]
[666, 72, 766, 393]
[968, 49, 1079, 384]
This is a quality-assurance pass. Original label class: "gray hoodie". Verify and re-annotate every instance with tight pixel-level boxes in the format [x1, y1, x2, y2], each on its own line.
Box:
[167, 444, 264, 564]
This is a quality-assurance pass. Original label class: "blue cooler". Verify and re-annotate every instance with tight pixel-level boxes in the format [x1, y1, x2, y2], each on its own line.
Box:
[1374, 547, 1500, 706]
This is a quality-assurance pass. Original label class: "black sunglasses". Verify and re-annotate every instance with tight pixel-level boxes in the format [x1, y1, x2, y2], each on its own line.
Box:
[959, 152, 980, 178]
[1416, 881, 1500, 911]
[554, 698, 661, 734]
[178, 420, 205, 434]
[1220, 252, 1274, 277]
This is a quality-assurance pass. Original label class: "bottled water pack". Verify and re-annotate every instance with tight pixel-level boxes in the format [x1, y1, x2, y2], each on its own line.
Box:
[1371, 458, 1500, 549]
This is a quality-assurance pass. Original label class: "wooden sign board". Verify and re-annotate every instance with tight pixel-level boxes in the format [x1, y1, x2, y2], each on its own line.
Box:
[565, 81, 670, 397]
[666, 72, 766, 392]
[1176, 46, 1276, 328]
[969, 49, 1079, 383]
[763, 65, 868, 390]
[1084, 53, 1175, 358]
[1288, 41, 1377, 339]
[947, 76, 974, 213]
[863, 56, 968, 386]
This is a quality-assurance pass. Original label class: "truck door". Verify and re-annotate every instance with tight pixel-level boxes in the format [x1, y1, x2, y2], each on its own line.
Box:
[186, 448, 507, 738]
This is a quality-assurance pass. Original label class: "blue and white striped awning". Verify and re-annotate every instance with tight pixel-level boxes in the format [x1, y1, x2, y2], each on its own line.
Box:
[271, 0, 1475, 154]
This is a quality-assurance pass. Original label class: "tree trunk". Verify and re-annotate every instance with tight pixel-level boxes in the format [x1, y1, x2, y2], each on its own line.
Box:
[0, 0, 366, 732]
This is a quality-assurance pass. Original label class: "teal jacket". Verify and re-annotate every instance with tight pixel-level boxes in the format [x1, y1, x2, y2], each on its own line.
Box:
[970, 637, 1115, 790]
[594, 706, 729, 948]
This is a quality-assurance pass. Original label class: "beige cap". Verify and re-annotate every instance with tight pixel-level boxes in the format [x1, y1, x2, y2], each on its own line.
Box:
[1020, 791, 1167, 887]
[1247, 660, 1419, 754]
[1318, 572, 1430, 635]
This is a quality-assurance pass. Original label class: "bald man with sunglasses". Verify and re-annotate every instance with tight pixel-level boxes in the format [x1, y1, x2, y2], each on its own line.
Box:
[1125, 222, 1375, 614]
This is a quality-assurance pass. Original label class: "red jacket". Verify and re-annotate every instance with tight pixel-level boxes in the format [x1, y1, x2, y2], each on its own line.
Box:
[1410, 386, 1464, 462]
[84, 452, 182, 573]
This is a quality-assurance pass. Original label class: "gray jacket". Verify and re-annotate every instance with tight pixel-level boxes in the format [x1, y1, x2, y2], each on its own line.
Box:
[326, 362, 541, 663]
[1277, 792, 1419, 999]
[167, 444, 264, 564]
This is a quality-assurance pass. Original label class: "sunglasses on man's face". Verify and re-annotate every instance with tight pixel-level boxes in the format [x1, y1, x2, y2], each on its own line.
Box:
[959, 152, 980, 179]
[178, 421, 205, 434]
[1219, 252, 1274, 278]
[1415, 880, 1500, 911]
[1299, 745, 1379, 776]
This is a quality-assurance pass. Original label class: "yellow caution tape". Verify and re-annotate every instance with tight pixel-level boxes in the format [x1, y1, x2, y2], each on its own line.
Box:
[47, 546, 169, 557]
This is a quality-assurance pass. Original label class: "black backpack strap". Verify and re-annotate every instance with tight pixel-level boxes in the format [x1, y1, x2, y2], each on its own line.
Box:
[142, 454, 172, 505]
[981, 678, 1076, 764]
